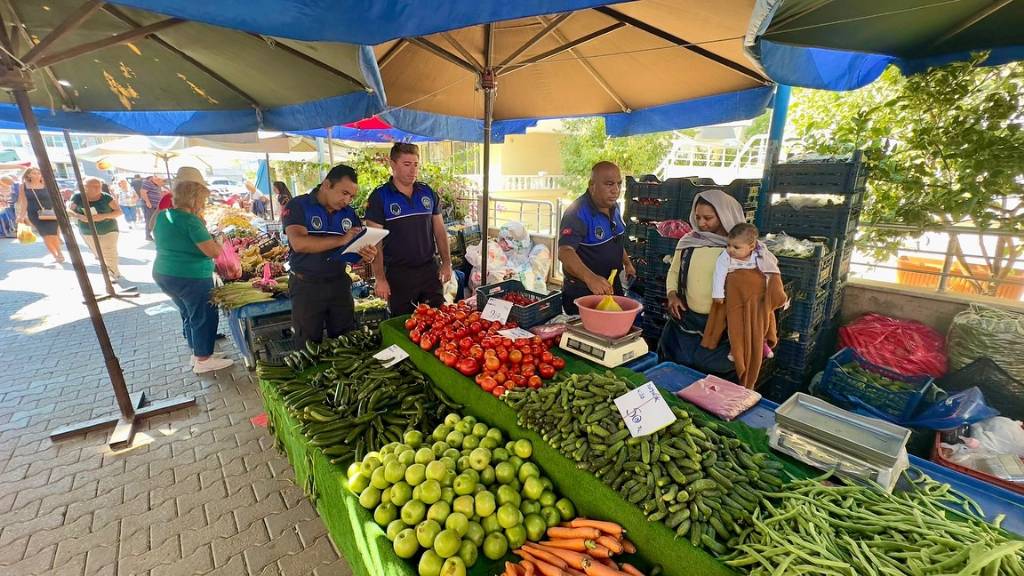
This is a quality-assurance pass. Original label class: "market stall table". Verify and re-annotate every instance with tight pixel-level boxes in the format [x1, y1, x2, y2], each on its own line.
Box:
[226, 297, 292, 368]
[643, 361, 1024, 536]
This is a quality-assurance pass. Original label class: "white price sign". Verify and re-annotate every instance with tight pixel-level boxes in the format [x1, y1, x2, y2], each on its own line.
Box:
[498, 327, 534, 340]
[373, 344, 409, 368]
[480, 298, 514, 323]
[614, 382, 677, 437]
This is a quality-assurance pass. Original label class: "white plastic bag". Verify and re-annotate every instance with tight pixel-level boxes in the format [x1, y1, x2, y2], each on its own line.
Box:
[970, 417, 1024, 456]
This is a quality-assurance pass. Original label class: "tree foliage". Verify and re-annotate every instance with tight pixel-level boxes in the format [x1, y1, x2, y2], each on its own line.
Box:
[557, 118, 673, 193]
[787, 54, 1024, 291]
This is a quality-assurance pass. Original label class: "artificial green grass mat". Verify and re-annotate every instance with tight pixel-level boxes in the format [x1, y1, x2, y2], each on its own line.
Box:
[381, 318, 738, 576]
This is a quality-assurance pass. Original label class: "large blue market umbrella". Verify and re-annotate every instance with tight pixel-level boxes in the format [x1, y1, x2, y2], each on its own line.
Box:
[745, 0, 1024, 90]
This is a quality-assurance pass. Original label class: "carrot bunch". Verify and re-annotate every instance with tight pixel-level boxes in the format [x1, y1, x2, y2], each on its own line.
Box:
[502, 519, 648, 576]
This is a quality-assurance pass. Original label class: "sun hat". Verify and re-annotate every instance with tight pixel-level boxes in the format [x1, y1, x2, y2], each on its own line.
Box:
[175, 166, 207, 186]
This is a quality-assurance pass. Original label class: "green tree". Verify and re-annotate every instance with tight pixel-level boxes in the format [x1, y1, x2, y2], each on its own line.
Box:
[787, 54, 1024, 294]
[557, 118, 673, 192]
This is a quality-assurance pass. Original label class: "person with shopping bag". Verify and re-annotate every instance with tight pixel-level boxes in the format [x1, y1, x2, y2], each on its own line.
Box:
[14, 167, 64, 264]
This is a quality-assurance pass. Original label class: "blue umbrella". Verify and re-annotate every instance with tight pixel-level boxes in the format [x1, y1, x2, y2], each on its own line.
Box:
[745, 0, 1024, 90]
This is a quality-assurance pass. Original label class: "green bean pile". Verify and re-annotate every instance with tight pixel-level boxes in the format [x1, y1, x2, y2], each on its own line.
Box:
[724, 472, 1024, 575]
[504, 371, 786, 554]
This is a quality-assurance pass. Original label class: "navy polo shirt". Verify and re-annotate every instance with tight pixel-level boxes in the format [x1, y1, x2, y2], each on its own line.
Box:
[282, 190, 362, 277]
[558, 192, 626, 281]
[365, 178, 440, 268]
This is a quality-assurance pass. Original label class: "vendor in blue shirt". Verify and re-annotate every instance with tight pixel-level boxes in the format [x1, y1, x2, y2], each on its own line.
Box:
[557, 161, 636, 315]
[282, 164, 378, 347]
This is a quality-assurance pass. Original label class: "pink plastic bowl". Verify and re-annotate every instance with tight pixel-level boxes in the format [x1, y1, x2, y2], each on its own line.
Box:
[575, 295, 644, 338]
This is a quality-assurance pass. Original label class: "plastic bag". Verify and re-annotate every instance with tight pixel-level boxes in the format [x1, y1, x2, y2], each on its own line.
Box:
[764, 232, 815, 259]
[655, 220, 692, 239]
[527, 244, 552, 294]
[213, 239, 242, 280]
[902, 387, 999, 430]
[948, 304, 1024, 383]
[971, 416, 1024, 456]
[17, 223, 36, 244]
[677, 375, 761, 421]
[839, 313, 948, 378]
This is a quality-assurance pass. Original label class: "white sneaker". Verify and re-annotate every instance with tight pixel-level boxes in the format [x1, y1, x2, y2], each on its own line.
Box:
[193, 356, 234, 374]
[192, 352, 227, 365]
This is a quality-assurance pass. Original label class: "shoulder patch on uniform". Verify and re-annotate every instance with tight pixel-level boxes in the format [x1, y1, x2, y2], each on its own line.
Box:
[420, 195, 432, 210]
[341, 218, 352, 231]
[310, 216, 323, 230]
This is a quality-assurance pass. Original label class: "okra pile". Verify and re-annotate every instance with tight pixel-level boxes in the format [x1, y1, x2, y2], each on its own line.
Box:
[725, 472, 1024, 575]
[504, 372, 785, 554]
[257, 330, 460, 464]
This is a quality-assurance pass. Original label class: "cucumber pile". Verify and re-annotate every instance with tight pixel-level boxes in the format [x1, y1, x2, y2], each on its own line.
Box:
[257, 331, 460, 464]
[504, 372, 786, 555]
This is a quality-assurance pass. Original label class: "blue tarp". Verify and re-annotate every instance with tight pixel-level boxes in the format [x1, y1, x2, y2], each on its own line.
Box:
[109, 0, 625, 44]
[292, 126, 436, 143]
[255, 160, 271, 196]
[754, 40, 1024, 91]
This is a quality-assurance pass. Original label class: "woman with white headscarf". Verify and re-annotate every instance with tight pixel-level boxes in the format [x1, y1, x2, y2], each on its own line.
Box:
[660, 190, 755, 376]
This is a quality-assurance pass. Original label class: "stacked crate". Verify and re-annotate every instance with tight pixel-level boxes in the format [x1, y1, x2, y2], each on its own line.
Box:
[623, 176, 760, 344]
[759, 154, 866, 402]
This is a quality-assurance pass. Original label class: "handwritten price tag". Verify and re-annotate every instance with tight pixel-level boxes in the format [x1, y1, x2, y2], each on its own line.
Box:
[498, 327, 534, 340]
[373, 344, 409, 368]
[613, 382, 677, 437]
[480, 298, 514, 323]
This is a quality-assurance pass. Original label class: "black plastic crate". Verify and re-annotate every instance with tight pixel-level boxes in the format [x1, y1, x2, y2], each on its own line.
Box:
[640, 254, 672, 285]
[759, 371, 807, 404]
[263, 338, 297, 365]
[645, 228, 680, 259]
[770, 153, 866, 195]
[774, 335, 820, 373]
[643, 293, 668, 322]
[727, 178, 761, 206]
[937, 357, 1024, 421]
[475, 280, 562, 328]
[764, 197, 862, 239]
[775, 241, 836, 294]
[832, 239, 854, 279]
[782, 286, 829, 334]
[355, 307, 389, 328]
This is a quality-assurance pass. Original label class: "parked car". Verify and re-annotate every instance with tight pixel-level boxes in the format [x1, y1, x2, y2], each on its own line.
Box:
[208, 178, 246, 200]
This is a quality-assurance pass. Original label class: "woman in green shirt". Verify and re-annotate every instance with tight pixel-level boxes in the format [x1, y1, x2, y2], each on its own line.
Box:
[68, 177, 123, 281]
[153, 177, 234, 374]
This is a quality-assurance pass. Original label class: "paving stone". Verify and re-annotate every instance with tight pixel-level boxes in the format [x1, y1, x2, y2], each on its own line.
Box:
[150, 494, 207, 550]
[203, 553, 247, 576]
[240, 529, 299, 575]
[179, 508, 236, 558]
[48, 549, 87, 576]
[83, 545, 118, 576]
[4, 542, 56, 576]
[150, 542, 213, 576]
[264, 499, 319, 540]
[38, 478, 98, 517]
[211, 510, 271, 567]
[0, 535, 29, 566]
[204, 483, 257, 527]
[277, 535, 342, 576]
[0, 507, 66, 548]
[25, 510, 92, 557]
[117, 532, 180, 576]
[177, 478, 229, 519]
[313, 557, 355, 576]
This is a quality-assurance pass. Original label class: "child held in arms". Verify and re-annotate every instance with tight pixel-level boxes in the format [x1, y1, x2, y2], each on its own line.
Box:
[701, 223, 789, 389]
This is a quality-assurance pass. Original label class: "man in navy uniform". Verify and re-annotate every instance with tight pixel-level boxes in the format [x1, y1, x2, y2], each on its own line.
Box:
[557, 161, 636, 315]
[283, 164, 377, 347]
[366, 143, 453, 315]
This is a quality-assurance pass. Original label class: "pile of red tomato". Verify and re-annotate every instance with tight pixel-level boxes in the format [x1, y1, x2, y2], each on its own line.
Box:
[404, 302, 566, 397]
[500, 291, 538, 306]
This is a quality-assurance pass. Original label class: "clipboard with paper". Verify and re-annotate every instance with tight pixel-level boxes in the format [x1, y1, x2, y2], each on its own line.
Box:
[343, 227, 389, 254]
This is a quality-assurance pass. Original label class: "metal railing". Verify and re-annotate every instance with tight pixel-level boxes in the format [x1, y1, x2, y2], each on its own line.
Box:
[459, 174, 563, 192]
[851, 222, 1024, 301]
[656, 133, 770, 178]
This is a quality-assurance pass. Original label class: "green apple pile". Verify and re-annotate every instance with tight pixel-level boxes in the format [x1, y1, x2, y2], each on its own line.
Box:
[348, 413, 576, 576]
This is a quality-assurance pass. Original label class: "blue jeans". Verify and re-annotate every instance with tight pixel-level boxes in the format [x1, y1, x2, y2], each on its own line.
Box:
[121, 205, 138, 224]
[154, 272, 218, 357]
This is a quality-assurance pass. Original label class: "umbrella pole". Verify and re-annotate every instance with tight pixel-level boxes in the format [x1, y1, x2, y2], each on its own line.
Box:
[480, 86, 494, 285]
[10, 89, 195, 449]
[62, 130, 138, 300]
[756, 84, 790, 229]
[327, 129, 335, 165]
[163, 156, 171, 180]
[265, 153, 274, 221]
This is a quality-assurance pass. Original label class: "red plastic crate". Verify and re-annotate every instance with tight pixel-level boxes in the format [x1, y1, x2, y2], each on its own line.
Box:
[932, 432, 1024, 495]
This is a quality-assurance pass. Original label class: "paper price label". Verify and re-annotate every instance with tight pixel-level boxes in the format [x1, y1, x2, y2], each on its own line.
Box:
[613, 382, 677, 437]
[498, 327, 534, 340]
[373, 344, 409, 368]
[480, 298, 513, 323]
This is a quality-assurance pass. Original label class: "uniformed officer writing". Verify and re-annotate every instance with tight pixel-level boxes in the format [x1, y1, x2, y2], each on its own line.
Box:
[557, 161, 637, 315]
[366, 143, 453, 316]
[283, 164, 377, 347]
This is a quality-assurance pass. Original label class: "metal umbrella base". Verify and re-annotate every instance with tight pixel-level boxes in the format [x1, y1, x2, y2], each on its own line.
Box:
[50, 391, 197, 450]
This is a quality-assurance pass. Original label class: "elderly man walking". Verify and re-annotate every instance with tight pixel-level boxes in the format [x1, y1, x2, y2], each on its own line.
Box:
[68, 177, 124, 282]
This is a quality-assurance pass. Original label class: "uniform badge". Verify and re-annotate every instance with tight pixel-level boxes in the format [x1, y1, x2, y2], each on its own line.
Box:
[420, 196, 432, 210]
[341, 218, 352, 232]
[561, 227, 574, 237]
[390, 203, 401, 216]
[310, 216, 323, 230]
[595, 226, 605, 239]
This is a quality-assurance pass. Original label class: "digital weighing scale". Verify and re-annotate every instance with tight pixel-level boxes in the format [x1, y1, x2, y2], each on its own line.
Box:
[559, 319, 649, 368]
